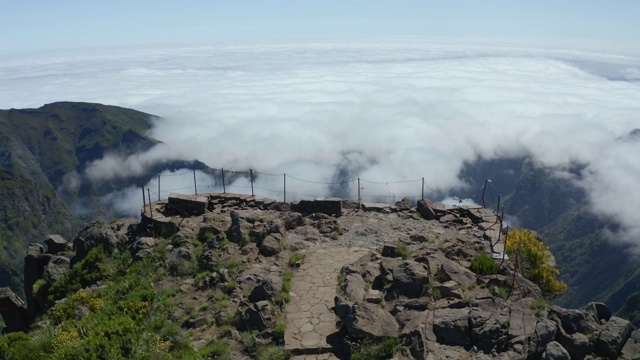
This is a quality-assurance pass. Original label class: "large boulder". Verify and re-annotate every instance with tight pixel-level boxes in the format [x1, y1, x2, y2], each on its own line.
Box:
[469, 308, 510, 353]
[44, 235, 70, 254]
[433, 308, 471, 347]
[259, 234, 282, 257]
[291, 198, 342, 216]
[240, 300, 273, 331]
[248, 275, 282, 303]
[594, 316, 634, 359]
[73, 221, 119, 264]
[24, 243, 49, 320]
[543, 341, 571, 360]
[340, 265, 367, 302]
[620, 329, 640, 359]
[549, 306, 595, 335]
[555, 326, 593, 360]
[528, 319, 558, 358]
[284, 212, 304, 230]
[416, 199, 438, 220]
[342, 302, 399, 340]
[380, 258, 430, 298]
[43, 255, 71, 283]
[0, 288, 29, 333]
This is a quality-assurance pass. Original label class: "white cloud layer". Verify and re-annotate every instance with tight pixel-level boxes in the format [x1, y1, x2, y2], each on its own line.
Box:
[1, 38, 640, 247]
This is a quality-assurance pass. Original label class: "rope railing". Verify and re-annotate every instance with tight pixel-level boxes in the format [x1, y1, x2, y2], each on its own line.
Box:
[142, 168, 505, 218]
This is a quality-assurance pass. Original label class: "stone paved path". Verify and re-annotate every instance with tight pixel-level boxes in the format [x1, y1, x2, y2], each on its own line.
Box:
[284, 246, 370, 356]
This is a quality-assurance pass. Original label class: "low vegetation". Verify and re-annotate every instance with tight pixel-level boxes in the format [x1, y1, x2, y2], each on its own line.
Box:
[470, 253, 498, 275]
[505, 228, 567, 296]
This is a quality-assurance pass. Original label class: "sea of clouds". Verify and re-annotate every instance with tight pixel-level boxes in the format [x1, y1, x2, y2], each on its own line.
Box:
[1, 38, 640, 247]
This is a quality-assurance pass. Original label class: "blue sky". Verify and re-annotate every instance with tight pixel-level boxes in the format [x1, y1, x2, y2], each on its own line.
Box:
[2, 0, 639, 52]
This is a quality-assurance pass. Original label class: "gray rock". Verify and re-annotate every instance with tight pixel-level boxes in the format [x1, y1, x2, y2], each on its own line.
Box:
[400, 310, 429, 360]
[291, 199, 342, 216]
[417, 199, 438, 220]
[582, 302, 612, 324]
[435, 280, 463, 299]
[342, 302, 399, 340]
[175, 247, 193, 260]
[334, 296, 353, 321]
[437, 259, 477, 288]
[73, 221, 119, 264]
[543, 341, 571, 360]
[44, 235, 69, 254]
[259, 234, 282, 257]
[241, 301, 272, 331]
[43, 255, 71, 283]
[167, 193, 207, 216]
[381, 259, 430, 298]
[284, 212, 304, 230]
[556, 325, 593, 360]
[433, 308, 471, 347]
[620, 329, 640, 359]
[227, 210, 247, 244]
[469, 307, 510, 353]
[549, 306, 595, 335]
[595, 316, 634, 359]
[198, 250, 216, 271]
[24, 243, 49, 320]
[248, 275, 282, 302]
[0, 287, 29, 333]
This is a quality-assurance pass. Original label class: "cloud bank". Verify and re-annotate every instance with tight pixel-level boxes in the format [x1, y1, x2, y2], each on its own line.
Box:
[1, 38, 640, 246]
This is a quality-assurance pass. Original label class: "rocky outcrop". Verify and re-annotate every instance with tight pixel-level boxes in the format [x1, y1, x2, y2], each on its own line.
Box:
[44, 235, 70, 254]
[334, 298, 399, 340]
[0, 288, 29, 333]
[73, 221, 119, 264]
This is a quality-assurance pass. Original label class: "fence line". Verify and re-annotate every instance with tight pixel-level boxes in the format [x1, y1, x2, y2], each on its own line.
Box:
[141, 167, 503, 212]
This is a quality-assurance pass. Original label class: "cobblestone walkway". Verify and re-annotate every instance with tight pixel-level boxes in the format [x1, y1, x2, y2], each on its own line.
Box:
[284, 246, 370, 357]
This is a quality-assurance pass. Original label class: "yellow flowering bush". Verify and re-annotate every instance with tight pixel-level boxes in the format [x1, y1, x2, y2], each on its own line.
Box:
[505, 228, 567, 296]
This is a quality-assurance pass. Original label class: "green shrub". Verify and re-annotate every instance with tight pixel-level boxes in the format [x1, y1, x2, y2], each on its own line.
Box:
[470, 254, 498, 275]
[351, 337, 398, 360]
[48, 245, 107, 305]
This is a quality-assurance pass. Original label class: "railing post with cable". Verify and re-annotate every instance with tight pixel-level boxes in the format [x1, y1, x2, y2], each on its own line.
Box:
[221, 168, 226, 193]
[357, 178, 361, 204]
[157, 175, 161, 201]
[141, 183, 146, 208]
[421, 177, 424, 200]
[193, 170, 197, 195]
[147, 188, 153, 218]
[481, 179, 489, 209]
[283, 174, 286, 202]
[496, 193, 501, 214]
[250, 169, 254, 196]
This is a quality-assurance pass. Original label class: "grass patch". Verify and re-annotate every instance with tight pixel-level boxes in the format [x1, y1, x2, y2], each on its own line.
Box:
[396, 243, 413, 260]
[350, 337, 398, 360]
[288, 253, 304, 267]
[256, 345, 291, 360]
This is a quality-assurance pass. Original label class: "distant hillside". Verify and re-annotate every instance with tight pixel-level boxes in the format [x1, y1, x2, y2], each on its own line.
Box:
[458, 155, 640, 313]
[0, 102, 159, 298]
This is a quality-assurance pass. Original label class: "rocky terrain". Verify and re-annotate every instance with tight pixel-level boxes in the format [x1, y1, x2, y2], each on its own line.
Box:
[0, 193, 638, 359]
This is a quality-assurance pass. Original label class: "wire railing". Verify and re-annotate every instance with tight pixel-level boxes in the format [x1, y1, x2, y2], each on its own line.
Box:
[139, 166, 505, 214]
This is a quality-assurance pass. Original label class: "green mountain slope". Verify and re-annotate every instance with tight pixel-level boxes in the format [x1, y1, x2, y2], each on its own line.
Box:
[0, 102, 158, 298]
[459, 156, 640, 311]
